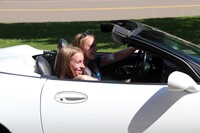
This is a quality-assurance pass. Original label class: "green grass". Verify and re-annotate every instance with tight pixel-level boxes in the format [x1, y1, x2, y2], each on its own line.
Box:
[0, 16, 200, 52]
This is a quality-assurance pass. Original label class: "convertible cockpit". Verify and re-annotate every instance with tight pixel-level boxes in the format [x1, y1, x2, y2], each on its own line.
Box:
[33, 20, 200, 83]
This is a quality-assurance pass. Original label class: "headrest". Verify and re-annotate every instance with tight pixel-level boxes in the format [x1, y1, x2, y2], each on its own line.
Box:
[34, 55, 52, 75]
[57, 38, 68, 50]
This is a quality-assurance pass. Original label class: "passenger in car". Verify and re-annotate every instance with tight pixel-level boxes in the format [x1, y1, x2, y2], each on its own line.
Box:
[54, 46, 98, 81]
[72, 31, 136, 80]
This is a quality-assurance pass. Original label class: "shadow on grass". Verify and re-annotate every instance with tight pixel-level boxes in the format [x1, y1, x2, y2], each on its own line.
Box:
[0, 21, 108, 44]
[0, 16, 200, 50]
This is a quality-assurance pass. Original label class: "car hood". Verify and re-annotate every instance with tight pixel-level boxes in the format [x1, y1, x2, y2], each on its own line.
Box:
[0, 45, 43, 58]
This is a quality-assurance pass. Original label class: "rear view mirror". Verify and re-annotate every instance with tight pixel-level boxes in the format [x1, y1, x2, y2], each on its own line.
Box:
[168, 71, 200, 93]
[112, 25, 131, 44]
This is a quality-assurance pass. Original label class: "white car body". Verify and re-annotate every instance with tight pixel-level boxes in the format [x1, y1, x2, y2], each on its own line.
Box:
[1, 20, 200, 133]
[0, 45, 200, 133]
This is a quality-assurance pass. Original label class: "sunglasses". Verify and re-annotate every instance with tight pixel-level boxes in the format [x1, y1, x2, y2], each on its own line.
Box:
[80, 31, 92, 39]
[90, 40, 96, 48]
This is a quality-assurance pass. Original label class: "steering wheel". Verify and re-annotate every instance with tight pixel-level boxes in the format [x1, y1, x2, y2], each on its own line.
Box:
[131, 50, 147, 82]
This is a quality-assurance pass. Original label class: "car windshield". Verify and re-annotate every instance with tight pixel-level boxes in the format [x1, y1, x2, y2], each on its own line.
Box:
[137, 24, 200, 60]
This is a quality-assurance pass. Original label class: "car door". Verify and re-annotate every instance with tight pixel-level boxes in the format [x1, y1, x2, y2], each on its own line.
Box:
[41, 78, 200, 133]
[0, 72, 46, 133]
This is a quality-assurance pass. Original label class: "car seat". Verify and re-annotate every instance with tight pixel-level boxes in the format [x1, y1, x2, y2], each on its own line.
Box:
[34, 55, 52, 75]
[54, 38, 69, 72]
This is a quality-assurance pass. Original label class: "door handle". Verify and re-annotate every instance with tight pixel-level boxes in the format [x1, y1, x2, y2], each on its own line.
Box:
[55, 91, 88, 104]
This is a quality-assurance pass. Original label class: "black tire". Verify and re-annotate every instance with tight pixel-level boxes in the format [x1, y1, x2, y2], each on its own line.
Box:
[0, 123, 11, 133]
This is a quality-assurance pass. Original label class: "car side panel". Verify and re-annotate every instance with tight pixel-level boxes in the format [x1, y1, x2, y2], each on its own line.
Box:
[41, 79, 200, 133]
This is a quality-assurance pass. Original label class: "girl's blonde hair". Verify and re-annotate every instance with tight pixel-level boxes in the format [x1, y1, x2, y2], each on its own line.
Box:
[54, 46, 83, 79]
[73, 32, 95, 51]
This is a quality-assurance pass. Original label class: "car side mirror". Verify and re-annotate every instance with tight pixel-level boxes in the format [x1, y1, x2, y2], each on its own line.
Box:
[168, 71, 200, 93]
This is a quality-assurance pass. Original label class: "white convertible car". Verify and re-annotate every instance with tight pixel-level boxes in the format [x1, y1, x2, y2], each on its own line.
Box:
[0, 20, 200, 133]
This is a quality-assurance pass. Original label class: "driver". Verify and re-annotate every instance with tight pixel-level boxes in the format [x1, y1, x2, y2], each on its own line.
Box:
[72, 31, 136, 80]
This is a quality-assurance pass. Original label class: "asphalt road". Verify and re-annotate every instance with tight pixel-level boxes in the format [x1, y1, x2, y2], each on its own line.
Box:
[0, 0, 200, 23]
